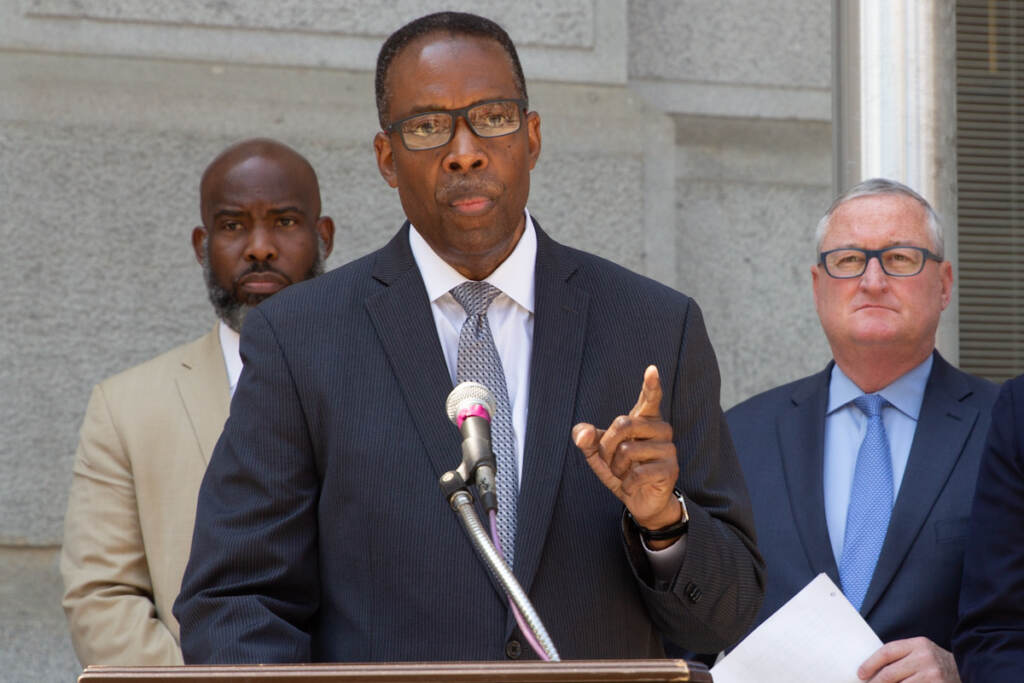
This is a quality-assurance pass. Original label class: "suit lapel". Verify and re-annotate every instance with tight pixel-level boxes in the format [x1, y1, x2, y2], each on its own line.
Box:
[364, 225, 461, 484]
[513, 225, 588, 595]
[861, 353, 979, 615]
[366, 223, 589, 611]
[777, 366, 841, 583]
[175, 324, 231, 465]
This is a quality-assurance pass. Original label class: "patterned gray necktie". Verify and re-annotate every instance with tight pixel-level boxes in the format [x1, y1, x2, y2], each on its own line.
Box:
[450, 281, 519, 567]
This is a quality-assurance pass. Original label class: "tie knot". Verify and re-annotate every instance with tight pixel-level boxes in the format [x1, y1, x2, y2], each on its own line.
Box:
[853, 393, 886, 419]
[450, 280, 502, 316]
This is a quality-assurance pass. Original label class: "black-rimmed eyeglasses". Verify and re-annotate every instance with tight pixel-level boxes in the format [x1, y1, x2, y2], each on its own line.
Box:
[385, 98, 527, 151]
[819, 246, 943, 278]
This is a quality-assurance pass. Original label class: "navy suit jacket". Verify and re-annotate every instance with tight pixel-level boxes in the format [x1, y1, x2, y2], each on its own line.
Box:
[174, 222, 763, 663]
[727, 353, 995, 649]
[955, 374, 1024, 681]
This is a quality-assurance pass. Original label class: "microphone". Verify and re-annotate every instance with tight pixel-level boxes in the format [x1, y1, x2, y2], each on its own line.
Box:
[445, 382, 498, 512]
[439, 383, 562, 661]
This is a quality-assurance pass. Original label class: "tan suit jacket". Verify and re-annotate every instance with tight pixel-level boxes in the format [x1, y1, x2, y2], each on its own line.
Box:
[61, 325, 230, 666]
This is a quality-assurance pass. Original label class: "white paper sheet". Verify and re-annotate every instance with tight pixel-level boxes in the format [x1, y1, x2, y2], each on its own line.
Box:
[710, 573, 883, 683]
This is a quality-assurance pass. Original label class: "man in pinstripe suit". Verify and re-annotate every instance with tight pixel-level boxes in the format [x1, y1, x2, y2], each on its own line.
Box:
[175, 11, 763, 663]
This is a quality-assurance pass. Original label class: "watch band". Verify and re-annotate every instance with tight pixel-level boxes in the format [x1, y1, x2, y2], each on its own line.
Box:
[628, 489, 689, 542]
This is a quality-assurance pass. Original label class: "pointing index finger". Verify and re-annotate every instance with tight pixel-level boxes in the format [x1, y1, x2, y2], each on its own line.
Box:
[629, 365, 663, 419]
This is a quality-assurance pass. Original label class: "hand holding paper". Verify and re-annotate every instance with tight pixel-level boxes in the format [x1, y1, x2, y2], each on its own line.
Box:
[711, 573, 882, 683]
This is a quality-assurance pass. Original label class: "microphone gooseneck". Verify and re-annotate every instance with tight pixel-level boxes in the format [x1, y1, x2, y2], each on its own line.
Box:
[440, 382, 560, 661]
[448, 491, 561, 661]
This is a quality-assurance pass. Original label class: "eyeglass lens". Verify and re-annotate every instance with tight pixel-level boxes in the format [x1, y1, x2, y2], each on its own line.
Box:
[824, 247, 928, 277]
[399, 100, 522, 150]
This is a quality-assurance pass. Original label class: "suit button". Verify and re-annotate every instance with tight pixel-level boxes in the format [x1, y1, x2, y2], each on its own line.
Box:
[505, 639, 522, 659]
[685, 581, 702, 603]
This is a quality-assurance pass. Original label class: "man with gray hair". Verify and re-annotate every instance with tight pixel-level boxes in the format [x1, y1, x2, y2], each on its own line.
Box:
[726, 178, 996, 681]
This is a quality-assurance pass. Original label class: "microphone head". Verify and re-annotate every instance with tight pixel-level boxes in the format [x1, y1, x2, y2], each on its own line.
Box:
[446, 381, 497, 426]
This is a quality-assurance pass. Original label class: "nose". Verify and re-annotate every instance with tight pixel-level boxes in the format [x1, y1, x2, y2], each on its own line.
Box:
[858, 255, 889, 291]
[444, 116, 487, 173]
[244, 224, 278, 262]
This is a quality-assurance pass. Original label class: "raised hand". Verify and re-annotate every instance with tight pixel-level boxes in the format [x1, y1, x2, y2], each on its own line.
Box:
[572, 365, 682, 548]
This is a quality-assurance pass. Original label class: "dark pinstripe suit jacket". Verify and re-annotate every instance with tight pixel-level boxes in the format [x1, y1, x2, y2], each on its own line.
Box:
[955, 374, 1024, 682]
[174, 221, 763, 663]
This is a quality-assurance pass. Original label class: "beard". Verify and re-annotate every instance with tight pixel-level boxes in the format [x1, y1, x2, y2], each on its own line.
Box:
[202, 240, 326, 333]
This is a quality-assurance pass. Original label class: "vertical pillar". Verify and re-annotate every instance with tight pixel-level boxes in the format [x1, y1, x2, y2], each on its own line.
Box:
[834, 0, 959, 361]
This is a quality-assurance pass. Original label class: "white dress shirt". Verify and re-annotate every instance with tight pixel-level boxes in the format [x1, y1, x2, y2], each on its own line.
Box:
[410, 210, 684, 566]
[823, 354, 934, 564]
[218, 320, 243, 397]
[408, 211, 535, 481]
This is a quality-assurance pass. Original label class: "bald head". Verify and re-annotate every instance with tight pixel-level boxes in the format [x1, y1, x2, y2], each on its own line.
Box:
[200, 138, 322, 222]
[193, 138, 334, 331]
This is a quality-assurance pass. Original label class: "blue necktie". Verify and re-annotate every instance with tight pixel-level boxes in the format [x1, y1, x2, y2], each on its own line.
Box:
[839, 393, 893, 611]
[450, 281, 519, 567]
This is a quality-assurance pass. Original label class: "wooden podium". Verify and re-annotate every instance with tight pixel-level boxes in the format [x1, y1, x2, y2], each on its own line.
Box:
[77, 660, 711, 682]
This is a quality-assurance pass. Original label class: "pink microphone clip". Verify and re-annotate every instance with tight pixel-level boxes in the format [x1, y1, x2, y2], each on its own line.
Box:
[456, 403, 491, 428]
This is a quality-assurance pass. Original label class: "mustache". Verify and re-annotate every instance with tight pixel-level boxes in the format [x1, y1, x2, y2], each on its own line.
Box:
[436, 177, 505, 204]
[204, 241, 327, 333]
[234, 260, 292, 284]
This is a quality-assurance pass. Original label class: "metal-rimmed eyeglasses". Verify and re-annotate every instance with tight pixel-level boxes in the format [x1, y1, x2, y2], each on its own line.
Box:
[385, 98, 527, 151]
[819, 246, 943, 278]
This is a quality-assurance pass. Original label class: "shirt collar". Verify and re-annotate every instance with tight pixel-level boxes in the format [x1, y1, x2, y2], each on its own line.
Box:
[408, 208, 536, 313]
[827, 353, 934, 419]
[218, 319, 243, 393]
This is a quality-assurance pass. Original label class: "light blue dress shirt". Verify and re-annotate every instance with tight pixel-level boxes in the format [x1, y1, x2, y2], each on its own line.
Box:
[823, 354, 934, 565]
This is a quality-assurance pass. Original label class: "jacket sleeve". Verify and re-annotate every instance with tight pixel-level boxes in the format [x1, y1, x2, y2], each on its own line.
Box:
[174, 308, 320, 663]
[622, 298, 765, 654]
[60, 383, 184, 666]
[954, 377, 1024, 682]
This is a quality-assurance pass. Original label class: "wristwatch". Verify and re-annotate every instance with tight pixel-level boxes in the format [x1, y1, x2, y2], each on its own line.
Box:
[628, 488, 689, 542]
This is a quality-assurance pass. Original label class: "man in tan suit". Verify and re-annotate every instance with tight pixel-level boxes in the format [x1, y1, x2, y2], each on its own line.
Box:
[60, 138, 335, 666]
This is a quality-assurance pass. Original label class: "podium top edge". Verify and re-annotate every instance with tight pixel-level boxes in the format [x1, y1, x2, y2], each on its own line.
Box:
[79, 659, 710, 683]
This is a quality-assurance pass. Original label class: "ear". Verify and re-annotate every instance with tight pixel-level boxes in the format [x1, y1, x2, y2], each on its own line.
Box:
[811, 263, 821, 308]
[526, 110, 541, 171]
[316, 216, 336, 258]
[191, 226, 208, 265]
[938, 259, 953, 310]
[374, 132, 399, 188]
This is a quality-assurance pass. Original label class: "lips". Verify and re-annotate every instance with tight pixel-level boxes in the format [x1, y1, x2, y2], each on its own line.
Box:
[439, 179, 503, 216]
[237, 271, 289, 296]
[854, 303, 898, 314]
[450, 195, 495, 216]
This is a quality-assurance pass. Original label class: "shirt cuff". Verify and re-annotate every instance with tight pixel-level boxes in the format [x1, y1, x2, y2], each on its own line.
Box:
[642, 534, 687, 585]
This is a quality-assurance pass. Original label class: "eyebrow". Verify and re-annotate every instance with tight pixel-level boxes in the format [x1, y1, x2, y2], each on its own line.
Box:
[398, 97, 515, 118]
[267, 206, 306, 216]
[212, 209, 245, 221]
[828, 240, 922, 250]
[212, 206, 306, 221]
